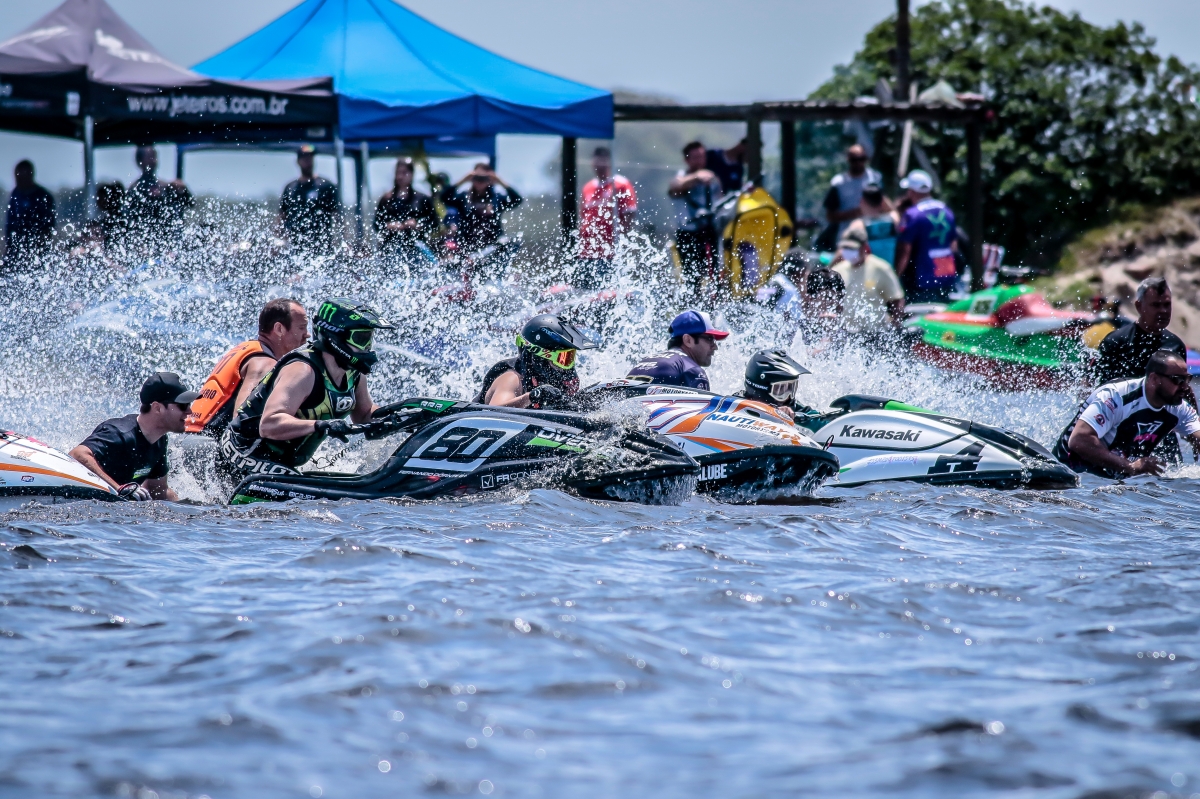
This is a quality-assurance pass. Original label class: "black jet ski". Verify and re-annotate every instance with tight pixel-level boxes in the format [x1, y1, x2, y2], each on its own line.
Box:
[229, 398, 699, 506]
[576, 382, 840, 501]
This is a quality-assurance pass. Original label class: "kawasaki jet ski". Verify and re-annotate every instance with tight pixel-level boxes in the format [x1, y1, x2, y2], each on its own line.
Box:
[0, 431, 118, 511]
[230, 399, 698, 506]
[798, 395, 1078, 490]
[577, 382, 839, 500]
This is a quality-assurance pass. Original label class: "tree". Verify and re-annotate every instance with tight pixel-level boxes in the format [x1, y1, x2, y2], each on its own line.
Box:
[811, 0, 1200, 268]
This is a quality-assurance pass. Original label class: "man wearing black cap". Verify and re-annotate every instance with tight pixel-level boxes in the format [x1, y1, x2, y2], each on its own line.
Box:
[69, 373, 199, 501]
[626, 309, 729, 391]
[279, 144, 341, 254]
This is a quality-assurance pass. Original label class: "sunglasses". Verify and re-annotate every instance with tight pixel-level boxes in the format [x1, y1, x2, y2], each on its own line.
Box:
[1155, 371, 1189, 387]
[346, 328, 375, 350]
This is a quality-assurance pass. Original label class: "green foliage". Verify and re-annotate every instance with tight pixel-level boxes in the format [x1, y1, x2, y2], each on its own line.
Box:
[811, 0, 1200, 267]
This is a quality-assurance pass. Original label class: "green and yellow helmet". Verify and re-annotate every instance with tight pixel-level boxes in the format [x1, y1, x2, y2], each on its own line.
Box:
[312, 298, 394, 374]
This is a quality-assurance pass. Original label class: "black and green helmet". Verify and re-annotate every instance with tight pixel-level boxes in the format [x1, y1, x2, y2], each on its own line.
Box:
[312, 298, 394, 374]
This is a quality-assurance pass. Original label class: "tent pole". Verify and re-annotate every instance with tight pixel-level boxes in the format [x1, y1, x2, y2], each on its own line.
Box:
[176, 145, 185, 181]
[780, 121, 796, 222]
[967, 119, 984, 292]
[333, 133, 346, 245]
[746, 111, 763, 187]
[360, 140, 371, 212]
[352, 147, 365, 242]
[83, 115, 97, 221]
[561, 136, 577, 242]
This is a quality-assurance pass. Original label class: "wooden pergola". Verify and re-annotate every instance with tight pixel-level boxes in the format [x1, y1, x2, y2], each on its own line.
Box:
[560, 99, 989, 290]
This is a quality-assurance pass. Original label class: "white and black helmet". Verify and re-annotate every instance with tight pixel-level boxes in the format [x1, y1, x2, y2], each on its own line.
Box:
[744, 349, 810, 406]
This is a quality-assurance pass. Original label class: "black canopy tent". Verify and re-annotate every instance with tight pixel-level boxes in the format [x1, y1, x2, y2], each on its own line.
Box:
[0, 0, 335, 215]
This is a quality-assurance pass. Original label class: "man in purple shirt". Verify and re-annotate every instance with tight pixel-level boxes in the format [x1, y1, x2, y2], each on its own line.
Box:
[626, 310, 729, 391]
[894, 169, 959, 303]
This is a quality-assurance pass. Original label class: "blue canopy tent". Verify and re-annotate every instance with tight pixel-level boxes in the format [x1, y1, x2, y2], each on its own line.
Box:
[194, 0, 613, 233]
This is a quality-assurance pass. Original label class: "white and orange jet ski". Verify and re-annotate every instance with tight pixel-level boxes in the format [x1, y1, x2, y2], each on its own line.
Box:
[578, 382, 839, 500]
[0, 431, 118, 511]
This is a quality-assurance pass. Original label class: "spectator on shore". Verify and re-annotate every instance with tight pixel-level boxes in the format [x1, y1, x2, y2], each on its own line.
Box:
[3, 160, 55, 269]
[798, 267, 847, 349]
[94, 182, 127, 253]
[706, 138, 746, 194]
[576, 147, 637, 289]
[831, 226, 905, 334]
[441, 163, 522, 254]
[823, 145, 882, 241]
[845, 183, 900, 266]
[279, 144, 341, 255]
[373, 157, 438, 263]
[669, 141, 723, 295]
[894, 169, 958, 304]
[126, 145, 193, 243]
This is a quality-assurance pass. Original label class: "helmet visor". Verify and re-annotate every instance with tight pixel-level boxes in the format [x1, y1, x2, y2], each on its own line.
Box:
[768, 378, 798, 404]
[346, 328, 375, 350]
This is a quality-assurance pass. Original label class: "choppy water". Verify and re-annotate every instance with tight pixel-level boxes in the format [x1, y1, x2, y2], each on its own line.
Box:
[2, 224, 1200, 797]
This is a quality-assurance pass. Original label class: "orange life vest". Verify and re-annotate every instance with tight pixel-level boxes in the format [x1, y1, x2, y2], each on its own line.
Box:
[185, 340, 273, 435]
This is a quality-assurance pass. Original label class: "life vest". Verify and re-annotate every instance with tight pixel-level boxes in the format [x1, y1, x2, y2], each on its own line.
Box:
[474, 357, 527, 404]
[185, 340, 273, 436]
[227, 346, 359, 468]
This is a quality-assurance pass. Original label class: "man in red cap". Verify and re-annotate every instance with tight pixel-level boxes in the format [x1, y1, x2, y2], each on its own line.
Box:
[626, 309, 729, 391]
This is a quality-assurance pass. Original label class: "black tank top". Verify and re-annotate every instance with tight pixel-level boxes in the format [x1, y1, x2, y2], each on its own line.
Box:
[474, 357, 532, 403]
[230, 346, 359, 467]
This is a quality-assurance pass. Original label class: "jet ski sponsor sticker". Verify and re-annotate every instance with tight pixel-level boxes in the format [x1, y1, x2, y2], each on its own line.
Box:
[838, 425, 921, 442]
[697, 463, 727, 482]
[857, 454, 919, 467]
[21, 475, 35, 482]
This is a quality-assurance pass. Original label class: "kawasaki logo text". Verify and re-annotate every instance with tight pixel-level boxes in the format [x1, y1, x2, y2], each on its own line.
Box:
[839, 425, 920, 442]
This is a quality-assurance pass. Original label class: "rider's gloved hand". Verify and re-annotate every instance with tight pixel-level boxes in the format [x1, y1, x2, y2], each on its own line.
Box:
[528, 384, 565, 409]
[314, 418, 355, 442]
[118, 482, 152, 501]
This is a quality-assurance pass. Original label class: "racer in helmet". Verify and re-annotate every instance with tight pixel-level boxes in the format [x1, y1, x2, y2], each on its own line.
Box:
[736, 349, 819, 421]
[477, 314, 597, 409]
[220, 298, 393, 476]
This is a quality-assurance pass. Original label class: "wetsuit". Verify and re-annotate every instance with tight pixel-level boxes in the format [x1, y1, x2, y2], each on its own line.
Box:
[221, 346, 359, 475]
[626, 350, 710, 391]
[1094, 323, 1186, 385]
[1052, 377, 1200, 478]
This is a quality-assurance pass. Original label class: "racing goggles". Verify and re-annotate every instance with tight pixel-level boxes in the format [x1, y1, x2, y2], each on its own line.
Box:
[768, 378, 798, 404]
[345, 327, 375, 350]
[518, 334, 577, 370]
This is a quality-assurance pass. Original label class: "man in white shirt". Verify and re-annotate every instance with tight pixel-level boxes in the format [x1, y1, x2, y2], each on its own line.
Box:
[831, 227, 905, 332]
[1053, 350, 1200, 478]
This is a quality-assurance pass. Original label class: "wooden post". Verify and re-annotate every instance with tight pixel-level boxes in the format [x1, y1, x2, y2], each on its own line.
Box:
[896, 0, 911, 100]
[746, 111, 763, 186]
[780, 120, 796, 222]
[561, 136, 577, 240]
[83, 115, 96, 220]
[967, 119, 984, 292]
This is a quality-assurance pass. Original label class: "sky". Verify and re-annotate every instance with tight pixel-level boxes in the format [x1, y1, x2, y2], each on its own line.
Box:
[3, 0, 1200, 198]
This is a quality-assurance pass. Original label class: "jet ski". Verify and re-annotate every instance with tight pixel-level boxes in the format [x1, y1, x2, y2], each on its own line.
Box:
[229, 399, 699, 506]
[0, 431, 119, 511]
[907, 284, 1106, 389]
[577, 382, 839, 501]
[797, 395, 1079, 490]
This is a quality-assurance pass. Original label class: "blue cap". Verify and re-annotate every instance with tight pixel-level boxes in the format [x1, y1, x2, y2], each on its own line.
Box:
[669, 310, 729, 339]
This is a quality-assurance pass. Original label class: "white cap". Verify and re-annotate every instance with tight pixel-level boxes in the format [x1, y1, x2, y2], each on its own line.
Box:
[899, 169, 933, 193]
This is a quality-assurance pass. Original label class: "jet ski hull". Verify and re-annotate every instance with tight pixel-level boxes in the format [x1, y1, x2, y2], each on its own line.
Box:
[803, 395, 1078, 490]
[580, 383, 839, 501]
[0, 431, 119, 509]
[230, 403, 699, 506]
